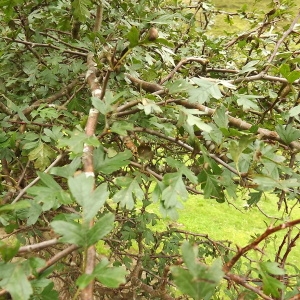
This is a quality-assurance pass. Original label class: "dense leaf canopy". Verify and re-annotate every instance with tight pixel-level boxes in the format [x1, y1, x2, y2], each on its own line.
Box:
[0, 0, 300, 299]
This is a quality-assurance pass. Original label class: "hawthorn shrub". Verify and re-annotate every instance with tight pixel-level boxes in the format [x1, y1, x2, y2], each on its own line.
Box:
[0, 0, 300, 299]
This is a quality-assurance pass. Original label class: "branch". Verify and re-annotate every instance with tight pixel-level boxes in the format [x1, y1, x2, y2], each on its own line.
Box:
[225, 273, 273, 300]
[263, 10, 300, 73]
[94, 4, 103, 32]
[223, 218, 300, 273]
[86, 53, 102, 98]
[4, 37, 88, 57]
[125, 73, 165, 93]
[12, 154, 64, 204]
[0, 244, 79, 297]
[0, 94, 13, 115]
[81, 53, 102, 300]
[159, 56, 209, 84]
[40, 32, 88, 52]
[133, 127, 240, 176]
[176, 100, 300, 151]
[18, 238, 58, 253]
[22, 79, 80, 116]
[36, 244, 79, 274]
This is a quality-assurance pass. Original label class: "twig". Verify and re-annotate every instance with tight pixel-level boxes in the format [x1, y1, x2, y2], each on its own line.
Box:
[133, 127, 240, 176]
[263, 10, 300, 73]
[223, 218, 300, 272]
[3, 37, 88, 57]
[225, 273, 273, 300]
[0, 94, 13, 115]
[99, 70, 111, 100]
[12, 154, 64, 204]
[37, 244, 79, 274]
[0, 244, 79, 297]
[22, 79, 80, 115]
[255, 204, 282, 220]
[159, 57, 209, 84]
[40, 32, 88, 52]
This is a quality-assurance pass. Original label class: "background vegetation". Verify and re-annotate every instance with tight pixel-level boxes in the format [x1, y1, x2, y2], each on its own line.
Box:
[0, 0, 300, 299]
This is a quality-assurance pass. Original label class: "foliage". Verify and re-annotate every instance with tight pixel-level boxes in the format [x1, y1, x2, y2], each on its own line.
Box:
[0, 0, 300, 299]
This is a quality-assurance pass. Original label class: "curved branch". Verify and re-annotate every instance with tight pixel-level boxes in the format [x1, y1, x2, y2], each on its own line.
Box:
[129, 160, 201, 195]
[263, 10, 300, 73]
[225, 273, 273, 300]
[176, 100, 300, 151]
[223, 218, 300, 273]
[12, 154, 64, 204]
[159, 56, 209, 84]
[133, 127, 239, 175]
[125, 73, 165, 93]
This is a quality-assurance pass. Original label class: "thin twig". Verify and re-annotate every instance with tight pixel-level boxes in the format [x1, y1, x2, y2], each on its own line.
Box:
[225, 273, 273, 300]
[159, 57, 208, 84]
[12, 154, 64, 204]
[263, 10, 300, 73]
[4, 37, 88, 56]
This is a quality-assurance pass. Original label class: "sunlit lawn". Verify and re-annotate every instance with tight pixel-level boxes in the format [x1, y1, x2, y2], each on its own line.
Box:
[147, 193, 300, 266]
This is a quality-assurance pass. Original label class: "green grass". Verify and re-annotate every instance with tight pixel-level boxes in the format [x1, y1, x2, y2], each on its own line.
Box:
[147, 193, 300, 266]
[209, 0, 299, 35]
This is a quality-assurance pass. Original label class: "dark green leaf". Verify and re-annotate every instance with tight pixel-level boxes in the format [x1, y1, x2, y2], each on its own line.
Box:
[165, 79, 193, 94]
[58, 130, 100, 154]
[162, 172, 188, 208]
[238, 60, 259, 74]
[213, 105, 229, 128]
[28, 143, 56, 170]
[127, 26, 140, 48]
[93, 147, 132, 174]
[276, 124, 300, 144]
[286, 70, 300, 83]
[50, 157, 82, 178]
[181, 241, 199, 277]
[259, 262, 284, 298]
[39, 282, 59, 300]
[51, 220, 86, 246]
[154, 38, 174, 48]
[247, 191, 263, 206]
[87, 213, 114, 246]
[25, 200, 43, 226]
[37, 171, 62, 190]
